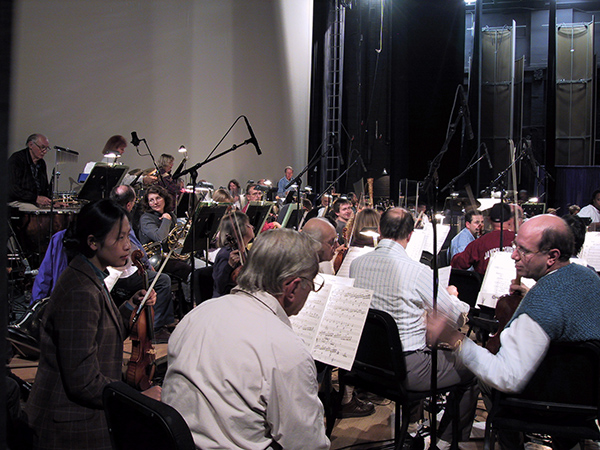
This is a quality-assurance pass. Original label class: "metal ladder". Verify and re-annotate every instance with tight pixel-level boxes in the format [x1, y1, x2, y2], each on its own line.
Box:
[320, 0, 346, 192]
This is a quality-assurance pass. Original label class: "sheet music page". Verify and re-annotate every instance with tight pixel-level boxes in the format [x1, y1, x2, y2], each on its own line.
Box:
[290, 284, 332, 351]
[406, 229, 425, 261]
[438, 266, 452, 291]
[580, 232, 600, 271]
[476, 252, 535, 309]
[311, 285, 373, 370]
[336, 246, 374, 278]
[290, 277, 373, 370]
[422, 223, 451, 255]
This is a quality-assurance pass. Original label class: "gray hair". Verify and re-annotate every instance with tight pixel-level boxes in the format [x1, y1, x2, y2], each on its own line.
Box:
[237, 228, 320, 296]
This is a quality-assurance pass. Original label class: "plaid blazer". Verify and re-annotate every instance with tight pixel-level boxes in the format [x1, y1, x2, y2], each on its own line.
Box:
[26, 254, 131, 450]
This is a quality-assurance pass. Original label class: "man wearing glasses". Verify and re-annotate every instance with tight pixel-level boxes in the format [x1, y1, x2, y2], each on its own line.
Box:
[8, 133, 52, 211]
[163, 229, 330, 450]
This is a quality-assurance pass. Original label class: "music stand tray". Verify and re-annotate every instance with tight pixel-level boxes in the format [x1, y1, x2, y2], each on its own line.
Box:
[245, 202, 273, 234]
[180, 203, 228, 255]
[77, 163, 129, 203]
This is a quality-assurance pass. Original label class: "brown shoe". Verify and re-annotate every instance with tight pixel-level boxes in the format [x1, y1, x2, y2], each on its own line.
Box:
[337, 394, 375, 418]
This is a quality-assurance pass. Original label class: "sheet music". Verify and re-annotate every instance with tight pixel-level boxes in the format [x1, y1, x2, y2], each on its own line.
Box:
[422, 223, 451, 255]
[438, 266, 452, 291]
[579, 232, 600, 271]
[406, 229, 425, 261]
[336, 246, 373, 278]
[476, 251, 535, 309]
[290, 278, 373, 371]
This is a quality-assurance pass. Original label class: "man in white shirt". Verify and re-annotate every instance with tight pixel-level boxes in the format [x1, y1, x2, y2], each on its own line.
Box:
[163, 229, 330, 450]
[577, 188, 600, 224]
[350, 208, 477, 446]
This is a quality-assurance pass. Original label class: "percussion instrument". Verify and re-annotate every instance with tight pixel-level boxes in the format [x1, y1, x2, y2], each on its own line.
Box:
[11, 207, 79, 268]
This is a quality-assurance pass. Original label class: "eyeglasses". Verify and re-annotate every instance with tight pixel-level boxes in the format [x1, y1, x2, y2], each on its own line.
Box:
[511, 242, 546, 259]
[300, 273, 326, 293]
[33, 142, 50, 152]
[325, 236, 339, 247]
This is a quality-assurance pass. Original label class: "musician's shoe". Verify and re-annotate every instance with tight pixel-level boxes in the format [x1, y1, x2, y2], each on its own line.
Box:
[152, 327, 171, 344]
[337, 393, 375, 418]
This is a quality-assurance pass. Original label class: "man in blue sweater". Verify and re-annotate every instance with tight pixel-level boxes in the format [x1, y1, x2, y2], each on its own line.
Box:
[429, 214, 600, 447]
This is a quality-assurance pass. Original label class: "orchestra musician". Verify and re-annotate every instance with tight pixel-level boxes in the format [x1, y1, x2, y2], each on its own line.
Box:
[577, 188, 600, 226]
[329, 197, 354, 243]
[276, 165, 294, 200]
[428, 214, 600, 450]
[212, 211, 254, 298]
[451, 203, 516, 276]
[138, 185, 194, 301]
[449, 209, 484, 260]
[25, 199, 160, 450]
[8, 133, 52, 211]
[163, 228, 330, 450]
[349, 208, 477, 449]
[153, 153, 184, 207]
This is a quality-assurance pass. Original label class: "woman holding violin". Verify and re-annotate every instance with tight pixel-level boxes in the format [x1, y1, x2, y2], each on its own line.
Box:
[212, 211, 254, 298]
[26, 199, 160, 450]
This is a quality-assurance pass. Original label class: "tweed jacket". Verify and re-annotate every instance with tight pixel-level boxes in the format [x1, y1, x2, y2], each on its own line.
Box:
[26, 254, 132, 450]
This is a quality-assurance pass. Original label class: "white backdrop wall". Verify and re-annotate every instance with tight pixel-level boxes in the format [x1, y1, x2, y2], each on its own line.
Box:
[9, 0, 313, 194]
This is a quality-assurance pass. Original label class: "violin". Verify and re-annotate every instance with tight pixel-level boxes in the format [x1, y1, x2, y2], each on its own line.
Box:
[486, 277, 523, 354]
[126, 250, 157, 390]
[225, 232, 247, 283]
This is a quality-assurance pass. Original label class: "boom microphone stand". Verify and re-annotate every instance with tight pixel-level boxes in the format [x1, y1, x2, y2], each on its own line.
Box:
[422, 85, 471, 450]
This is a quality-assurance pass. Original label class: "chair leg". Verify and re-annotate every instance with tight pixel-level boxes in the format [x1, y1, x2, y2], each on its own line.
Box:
[483, 419, 494, 450]
[396, 403, 412, 450]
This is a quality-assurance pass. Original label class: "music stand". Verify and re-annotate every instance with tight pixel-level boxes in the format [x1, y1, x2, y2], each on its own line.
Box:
[77, 163, 129, 203]
[278, 203, 301, 229]
[245, 202, 273, 234]
[180, 203, 228, 256]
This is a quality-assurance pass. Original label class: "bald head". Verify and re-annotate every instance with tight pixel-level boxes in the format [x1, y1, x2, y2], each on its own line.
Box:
[109, 184, 136, 212]
[513, 214, 574, 281]
[302, 218, 338, 262]
[380, 208, 414, 242]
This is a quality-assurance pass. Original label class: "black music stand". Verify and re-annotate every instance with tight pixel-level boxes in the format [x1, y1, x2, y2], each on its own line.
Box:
[77, 164, 129, 203]
[180, 204, 228, 256]
[245, 202, 273, 233]
[278, 203, 301, 229]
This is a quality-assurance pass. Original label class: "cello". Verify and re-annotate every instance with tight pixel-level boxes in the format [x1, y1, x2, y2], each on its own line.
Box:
[126, 250, 157, 390]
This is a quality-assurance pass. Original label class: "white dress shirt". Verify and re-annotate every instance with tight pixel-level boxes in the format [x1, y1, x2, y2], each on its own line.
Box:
[350, 239, 470, 352]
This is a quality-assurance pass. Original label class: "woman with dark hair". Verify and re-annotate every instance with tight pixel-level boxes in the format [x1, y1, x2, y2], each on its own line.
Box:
[212, 211, 255, 298]
[26, 199, 160, 450]
[138, 185, 192, 284]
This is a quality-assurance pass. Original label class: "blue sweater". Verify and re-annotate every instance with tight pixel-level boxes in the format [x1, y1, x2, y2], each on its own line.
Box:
[511, 263, 600, 342]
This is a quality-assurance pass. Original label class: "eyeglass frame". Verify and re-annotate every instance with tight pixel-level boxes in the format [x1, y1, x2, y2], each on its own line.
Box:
[33, 141, 51, 152]
[511, 241, 548, 259]
[299, 273, 326, 292]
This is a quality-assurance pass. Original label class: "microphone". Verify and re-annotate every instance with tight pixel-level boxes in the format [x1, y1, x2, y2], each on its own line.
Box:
[243, 116, 262, 155]
[483, 143, 493, 169]
[458, 86, 474, 140]
[131, 131, 141, 147]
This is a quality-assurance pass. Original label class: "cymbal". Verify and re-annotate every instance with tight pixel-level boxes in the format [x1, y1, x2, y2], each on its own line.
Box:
[128, 168, 143, 176]
[142, 168, 157, 176]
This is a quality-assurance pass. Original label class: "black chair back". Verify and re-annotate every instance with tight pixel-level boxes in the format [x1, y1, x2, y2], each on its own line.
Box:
[351, 309, 408, 395]
[485, 340, 600, 449]
[103, 381, 195, 450]
[448, 268, 482, 308]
